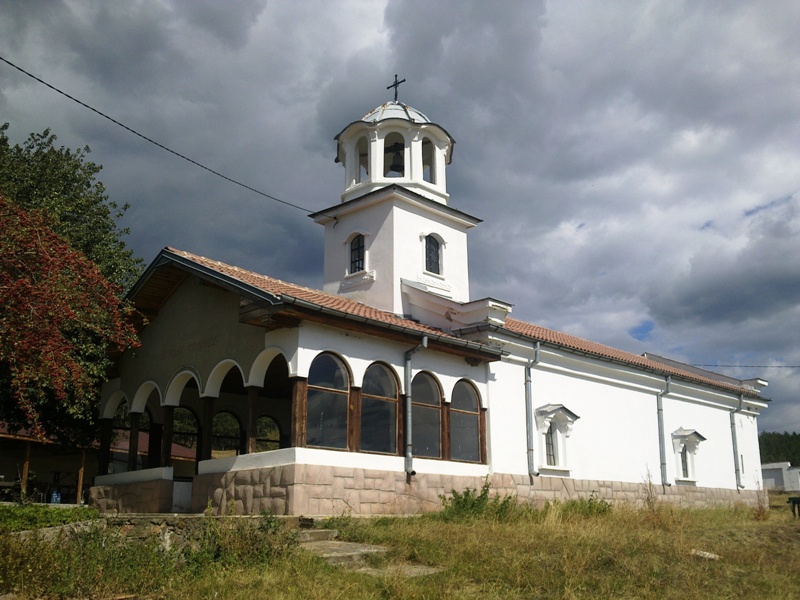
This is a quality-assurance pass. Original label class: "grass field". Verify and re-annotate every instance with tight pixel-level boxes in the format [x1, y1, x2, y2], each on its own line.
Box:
[1, 490, 799, 599]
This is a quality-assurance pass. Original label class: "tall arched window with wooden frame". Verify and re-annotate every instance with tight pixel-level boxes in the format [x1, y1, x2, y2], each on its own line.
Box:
[349, 234, 365, 274]
[359, 363, 399, 454]
[411, 372, 441, 458]
[306, 353, 350, 449]
[449, 380, 482, 463]
[425, 234, 441, 275]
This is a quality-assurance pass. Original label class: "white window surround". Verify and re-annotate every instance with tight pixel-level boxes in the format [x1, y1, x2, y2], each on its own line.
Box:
[344, 232, 370, 276]
[671, 427, 706, 483]
[420, 232, 445, 278]
[535, 404, 580, 473]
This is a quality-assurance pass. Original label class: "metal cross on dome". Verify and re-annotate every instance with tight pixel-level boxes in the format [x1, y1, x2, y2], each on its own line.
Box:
[387, 74, 406, 102]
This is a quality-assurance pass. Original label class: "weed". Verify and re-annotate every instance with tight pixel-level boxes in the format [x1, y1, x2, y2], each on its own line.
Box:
[438, 480, 518, 522]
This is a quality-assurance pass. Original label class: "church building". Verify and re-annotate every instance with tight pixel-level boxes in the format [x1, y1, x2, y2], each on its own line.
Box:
[90, 96, 769, 515]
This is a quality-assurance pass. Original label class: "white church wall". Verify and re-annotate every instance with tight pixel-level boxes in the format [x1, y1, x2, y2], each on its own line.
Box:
[735, 412, 763, 489]
[484, 360, 529, 475]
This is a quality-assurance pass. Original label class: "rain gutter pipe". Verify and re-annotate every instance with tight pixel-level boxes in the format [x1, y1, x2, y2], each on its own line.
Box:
[404, 336, 428, 481]
[657, 377, 671, 487]
[731, 394, 744, 489]
[524, 342, 541, 483]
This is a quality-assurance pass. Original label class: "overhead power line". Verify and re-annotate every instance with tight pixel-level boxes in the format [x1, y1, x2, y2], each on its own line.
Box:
[0, 55, 313, 214]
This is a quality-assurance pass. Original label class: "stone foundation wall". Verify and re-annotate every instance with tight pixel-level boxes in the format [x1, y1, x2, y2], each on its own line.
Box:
[89, 479, 173, 513]
[192, 464, 761, 516]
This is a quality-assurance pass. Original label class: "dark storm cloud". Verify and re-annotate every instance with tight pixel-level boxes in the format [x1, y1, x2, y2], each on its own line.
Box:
[1, 0, 799, 431]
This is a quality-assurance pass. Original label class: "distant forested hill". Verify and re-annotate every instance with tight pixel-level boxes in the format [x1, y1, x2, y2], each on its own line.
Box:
[759, 431, 800, 465]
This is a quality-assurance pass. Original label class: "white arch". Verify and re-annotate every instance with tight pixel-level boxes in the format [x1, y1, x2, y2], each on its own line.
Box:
[164, 368, 202, 407]
[204, 359, 246, 398]
[248, 347, 289, 388]
[100, 389, 128, 420]
[131, 380, 162, 414]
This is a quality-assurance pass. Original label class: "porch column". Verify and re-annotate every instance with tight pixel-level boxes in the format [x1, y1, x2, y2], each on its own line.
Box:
[161, 405, 175, 467]
[245, 387, 259, 454]
[290, 377, 307, 447]
[127, 412, 141, 471]
[199, 398, 214, 461]
[98, 418, 113, 475]
[148, 422, 163, 468]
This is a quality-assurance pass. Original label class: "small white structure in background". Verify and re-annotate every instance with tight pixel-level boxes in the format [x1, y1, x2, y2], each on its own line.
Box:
[761, 462, 800, 492]
[90, 93, 770, 515]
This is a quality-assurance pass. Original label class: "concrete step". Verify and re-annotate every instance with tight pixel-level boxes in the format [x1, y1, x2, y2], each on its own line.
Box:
[295, 528, 339, 543]
[300, 539, 388, 566]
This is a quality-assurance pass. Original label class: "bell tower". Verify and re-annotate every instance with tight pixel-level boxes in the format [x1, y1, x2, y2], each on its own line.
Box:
[311, 83, 481, 318]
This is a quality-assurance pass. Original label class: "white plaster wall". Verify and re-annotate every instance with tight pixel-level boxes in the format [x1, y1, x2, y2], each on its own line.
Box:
[294, 322, 488, 398]
[736, 412, 763, 489]
[484, 360, 529, 475]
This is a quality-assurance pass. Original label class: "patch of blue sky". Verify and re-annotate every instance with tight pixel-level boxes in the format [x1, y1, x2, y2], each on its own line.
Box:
[629, 319, 655, 342]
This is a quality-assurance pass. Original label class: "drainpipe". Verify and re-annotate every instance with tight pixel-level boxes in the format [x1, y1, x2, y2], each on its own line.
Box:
[404, 336, 428, 481]
[656, 376, 671, 487]
[524, 342, 541, 483]
[731, 394, 744, 489]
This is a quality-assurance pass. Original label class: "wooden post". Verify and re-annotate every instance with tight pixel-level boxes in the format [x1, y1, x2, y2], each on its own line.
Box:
[76, 449, 86, 505]
[127, 412, 141, 471]
[20, 441, 31, 497]
[246, 387, 259, 454]
[98, 418, 113, 475]
[200, 398, 214, 461]
[290, 377, 307, 447]
[148, 422, 162, 468]
[161, 405, 175, 467]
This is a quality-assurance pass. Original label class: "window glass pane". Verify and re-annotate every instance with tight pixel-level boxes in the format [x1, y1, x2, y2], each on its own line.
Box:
[412, 373, 440, 406]
[306, 388, 348, 449]
[308, 354, 348, 391]
[350, 234, 364, 273]
[545, 423, 557, 466]
[451, 411, 480, 462]
[412, 404, 441, 458]
[363, 364, 396, 398]
[451, 381, 478, 411]
[360, 397, 396, 453]
[425, 235, 440, 274]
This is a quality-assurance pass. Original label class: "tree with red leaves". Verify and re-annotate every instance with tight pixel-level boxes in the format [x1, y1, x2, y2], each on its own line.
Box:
[0, 196, 138, 445]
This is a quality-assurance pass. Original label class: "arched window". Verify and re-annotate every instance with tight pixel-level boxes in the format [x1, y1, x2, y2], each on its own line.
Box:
[256, 416, 281, 452]
[425, 235, 441, 274]
[411, 372, 441, 458]
[212, 411, 241, 458]
[384, 132, 405, 177]
[350, 234, 365, 274]
[306, 354, 349, 449]
[356, 136, 369, 183]
[359, 363, 399, 454]
[173, 406, 199, 457]
[450, 380, 481, 463]
[535, 404, 580, 471]
[422, 137, 435, 184]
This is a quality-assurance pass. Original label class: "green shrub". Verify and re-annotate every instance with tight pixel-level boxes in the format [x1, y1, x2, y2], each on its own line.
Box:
[438, 480, 518, 521]
[0, 504, 99, 533]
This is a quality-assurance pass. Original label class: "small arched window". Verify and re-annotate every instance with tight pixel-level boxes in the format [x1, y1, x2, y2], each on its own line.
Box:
[306, 354, 349, 449]
[425, 235, 441, 274]
[360, 363, 399, 454]
[450, 381, 481, 463]
[384, 132, 405, 177]
[411, 372, 441, 458]
[212, 411, 241, 458]
[422, 137, 435, 184]
[356, 136, 369, 183]
[350, 234, 365, 274]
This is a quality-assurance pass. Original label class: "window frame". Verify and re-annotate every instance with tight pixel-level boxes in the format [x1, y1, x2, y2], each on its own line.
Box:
[672, 428, 706, 483]
[535, 404, 580, 472]
[358, 362, 400, 455]
[349, 233, 365, 274]
[448, 380, 483, 464]
[305, 353, 351, 450]
[424, 234, 442, 275]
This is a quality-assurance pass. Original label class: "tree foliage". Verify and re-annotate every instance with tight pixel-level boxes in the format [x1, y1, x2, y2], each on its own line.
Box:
[0, 123, 141, 291]
[758, 431, 800, 466]
[0, 196, 138, 444]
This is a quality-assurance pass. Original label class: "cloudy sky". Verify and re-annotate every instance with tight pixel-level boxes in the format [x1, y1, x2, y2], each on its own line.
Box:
[1, 1, 798, 432]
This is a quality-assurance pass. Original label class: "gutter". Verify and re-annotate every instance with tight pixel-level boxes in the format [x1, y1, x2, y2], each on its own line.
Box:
[657, 377, 671, 487]
[404, 336, 428, 481]
[524, 342, 541, 482]
[731, 394, 745, 489]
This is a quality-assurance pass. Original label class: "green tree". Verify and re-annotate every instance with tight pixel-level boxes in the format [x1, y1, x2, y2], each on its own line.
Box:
[0, 196, 138, 444]
[0, 122, 141, 291]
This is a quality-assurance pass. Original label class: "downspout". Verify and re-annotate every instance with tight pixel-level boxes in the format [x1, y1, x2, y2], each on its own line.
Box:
[656, 376, 671, 487]
[404, 336, 428, 482]
[524, 342, 541, 483]
[731, 394, 744, 489]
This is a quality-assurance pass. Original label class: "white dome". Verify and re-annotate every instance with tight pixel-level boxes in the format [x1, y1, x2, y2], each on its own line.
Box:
[361, 101, 431, 124]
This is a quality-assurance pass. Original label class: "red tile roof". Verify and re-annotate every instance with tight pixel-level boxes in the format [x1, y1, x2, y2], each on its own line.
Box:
[157, 248, 762, 400]
[503, 318, 762, 398]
